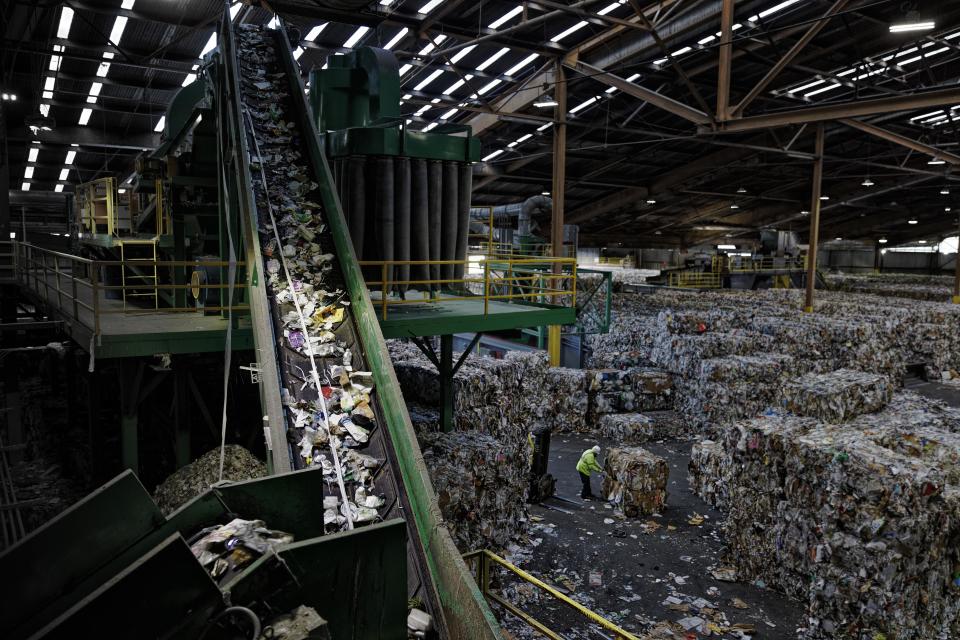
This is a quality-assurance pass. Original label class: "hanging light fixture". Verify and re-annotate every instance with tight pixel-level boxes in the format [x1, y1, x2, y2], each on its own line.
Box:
[862, 177, 875, 187]
[878, 238, 888, 244]
[941, 187, 950, 195]
[736, 186, 747, 194]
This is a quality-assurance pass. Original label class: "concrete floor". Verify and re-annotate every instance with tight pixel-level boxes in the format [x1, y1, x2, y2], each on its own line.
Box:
[494, 432, 806, 639]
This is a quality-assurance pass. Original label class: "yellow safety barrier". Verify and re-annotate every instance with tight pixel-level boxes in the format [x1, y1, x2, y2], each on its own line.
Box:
[359, 256, 577, 321]
[713, 254, 808, 273]
[462, 549, 640, 640]
[668, 270, 721, 289]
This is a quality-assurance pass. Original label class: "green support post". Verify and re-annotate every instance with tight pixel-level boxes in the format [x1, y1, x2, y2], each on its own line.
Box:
[440, 334, 454, 432]
[173, 365, 190, 468]
[173, 201, 186, 310]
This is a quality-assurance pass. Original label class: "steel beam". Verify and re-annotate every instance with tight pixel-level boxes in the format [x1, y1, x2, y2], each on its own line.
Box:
[732, 0, 851, 117]
[8, 127, 157, 150]
[840, 119, 960, 166]
[564, 60, 710, 125]
[712, 86, 960, 133]
[716, 0, 735, 120]
[804, 124, 825, 313]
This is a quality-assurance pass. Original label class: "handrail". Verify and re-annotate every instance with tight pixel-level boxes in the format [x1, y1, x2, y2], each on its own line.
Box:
[358, 256, 578, 320]
[463, 549, 639, 640]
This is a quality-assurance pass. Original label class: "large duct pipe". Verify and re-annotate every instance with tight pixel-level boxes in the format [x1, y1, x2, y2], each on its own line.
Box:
[375, 157, 394, 291]
[454, 163, 472, 282]
[589, 2, 723, 70]
[441, 161, 459, 283]
[427, 161, 443, 290]
[394, 156, 411, 297]
[410, 158, 430, 287]
[346, 156, 366, 258]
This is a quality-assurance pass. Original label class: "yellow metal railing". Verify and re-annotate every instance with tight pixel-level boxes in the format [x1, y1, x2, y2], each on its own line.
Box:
[713, 254, 807, 273]
[10, 242, 248, 340]
[668, 270, 722, 288]
[358, 256, 577, 321]
[77, 177, 121, 237]
[463, 549, 639, 640]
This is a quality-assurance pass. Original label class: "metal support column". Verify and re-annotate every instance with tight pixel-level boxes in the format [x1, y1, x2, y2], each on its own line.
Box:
[954, 217, 960, 303]
[439, 334, 455, 432]
[548, 59, 567, 367]
[118, 360, 142, 474]
[717, 0, 735, 120]
[804, 123, 825, 312]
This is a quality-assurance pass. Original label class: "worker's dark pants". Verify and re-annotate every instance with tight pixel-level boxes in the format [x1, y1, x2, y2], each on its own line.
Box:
[579, 472, 593, 498]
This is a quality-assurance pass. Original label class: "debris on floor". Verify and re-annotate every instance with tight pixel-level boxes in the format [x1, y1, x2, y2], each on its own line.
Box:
[153, 445, 267, 515]
[602, 447, 669, 517]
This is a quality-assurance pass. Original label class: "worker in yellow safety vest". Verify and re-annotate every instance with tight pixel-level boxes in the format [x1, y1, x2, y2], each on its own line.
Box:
[576, 445, 603, 500]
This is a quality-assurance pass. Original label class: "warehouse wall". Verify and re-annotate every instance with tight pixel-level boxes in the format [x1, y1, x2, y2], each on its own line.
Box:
[817, 247, 959, 274]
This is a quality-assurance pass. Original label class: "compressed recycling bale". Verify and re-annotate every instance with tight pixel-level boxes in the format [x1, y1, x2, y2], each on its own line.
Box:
[588, 367, 673, 415]
[694, 394, 960, 640]
[601, 447, 669, 517]
[598, 413, 653, 443]
[154, 445, 267, 515]
[544, 367, 591, 432]
[781, 368, 893, 423]
[420, 431, 528, 551]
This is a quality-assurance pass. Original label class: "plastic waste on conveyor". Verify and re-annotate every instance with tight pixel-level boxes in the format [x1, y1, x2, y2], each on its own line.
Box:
[230, 22, 448, 633]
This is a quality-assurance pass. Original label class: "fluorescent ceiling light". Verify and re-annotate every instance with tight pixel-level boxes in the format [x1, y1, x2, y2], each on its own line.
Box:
[504, 53, 538, 77]
[414, 69, 445, 91]
[569, 96, 598, 114]
[414, 105, 431, 116]
[21, 183, 30, 191]
[919, 239, 927, 243]
[293, 48, 304, 60]
[40, 103, 50, 117]
[646, 199, 656, 204]
[109, 16, 128, 44]
[399, 64, 413, 76]
[605, 86, 617, 94]
[597, 2, 621, 16]
[550, 21, 588, 42]
[899, 47, 949, 66]
[89, 82, 102, 100]
[835, 237, 843, 241]
[343, 26, 370, 48]
[820, 195, 830, 200]
[475, 47, 510, 71]
[862, 178, 874, 186]
[24, 167, 34, 179]
[43, 91, 53, 100]
[384, 28, 408, 50]
[805, 83, 841, 98]
[78, 108, 92, 126]
[908, 219, 918, 224]
[55, 184, 64, 192]
[482, 149, 504, 161]
[791, 79, 824, 93]
[698, 35, 716, 45]
[890, 21, 935, 33]
[59, 168, 69, 181]
[449, 45, 477, 64]
[154, 116, 166, 132]
[924, 114, 949, 123]
[182, 73, 197, 87]
[718, 244, 737, 250]
[516, 133, 533, 143]
[44, 77, 55, 91]
[440, 108, 458, 119]
[912, 110, 944, 121]
[748, 0, 802, 22]
[305, 24, 328, 41]
[28, 148, 39, 162]
[929, 159, 946, 165]
[423, 122, 438, 132]
[878, 238, 888, 243]
[121, 0, 135, 8]
[418, 0, 445, 14]
[537, 122, 553, 131]
[57, 7, 74, 39]
[65, 150, 76, 164]
[533, 99, 558, 108]
[489, 6, 523, 29]
[49, 54, 62, 73]
[942, 188, 950, 195]
[418, 34, 446, 55]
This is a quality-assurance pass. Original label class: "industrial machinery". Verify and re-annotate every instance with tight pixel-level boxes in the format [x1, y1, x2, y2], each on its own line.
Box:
[527, 424, 556, 504]
[3, 12, 501, 640]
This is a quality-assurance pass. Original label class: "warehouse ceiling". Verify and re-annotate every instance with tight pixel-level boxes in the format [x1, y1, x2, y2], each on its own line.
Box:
[2, 0, 959, 247]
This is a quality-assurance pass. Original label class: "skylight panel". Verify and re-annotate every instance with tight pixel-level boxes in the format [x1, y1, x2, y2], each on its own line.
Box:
[551, 21, 588, 42]
[475, 47, 510, 71]
[748, 0, 803, 23]
[200, 33, 217, 57]
[59, 169, 69, 181]
[344, 26, 370, 48]
[414, 69, 445, 91]
[305, 24, 328, 41]
[28, 148, 38, 163]
[476, 79, 501, 95]
[22, 183, 30, 191]
[109, 16, 128, 45]
[182, 73, 197, 87]
[55, 185, 64, 192]
[384, 28, 408, 50]
[537, 122, 553, 131]
[504, 53, 538, 76]
[154, 116, 166, 133]
[440, 108, 458, 119]
[911, 110, 944, 121]
[790, 79, 825, 93]
[516, 133, 533, 143]
[121, 0, 135, 8]
[442, 77, 470, 94]
[399, 64, 413, 76]
[57, 7, 74, 39]
[482, 149, 504, 161]
[418, 0, 445, 15]
[418, 34, 447, 55]
[65, 151, 76, 165]
[78, 108, 92, 126]
[597, 2, 622, 16]
[489, 6, 523, 29]
[24, 167, 34, 179]
[449, 45, 476, 64]
[44, 77, 55, 91]
[423, 122, 439, 132]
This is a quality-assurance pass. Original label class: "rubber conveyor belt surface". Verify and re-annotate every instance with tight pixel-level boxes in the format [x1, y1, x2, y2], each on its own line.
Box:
[234, 23, 447, 632]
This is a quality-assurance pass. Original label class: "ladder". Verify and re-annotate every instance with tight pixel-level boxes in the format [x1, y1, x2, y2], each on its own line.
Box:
[118, 239, 159, 310]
